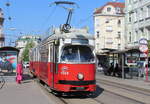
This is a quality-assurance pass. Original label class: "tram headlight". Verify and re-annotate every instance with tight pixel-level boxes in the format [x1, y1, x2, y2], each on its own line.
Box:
[77, 73, 84, 80]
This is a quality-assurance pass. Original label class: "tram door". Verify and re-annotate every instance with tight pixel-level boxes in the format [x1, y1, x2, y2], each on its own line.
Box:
[49, 43, 56, 88]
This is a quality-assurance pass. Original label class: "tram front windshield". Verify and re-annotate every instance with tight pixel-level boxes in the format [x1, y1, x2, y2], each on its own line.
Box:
[60, 45, 94, 63]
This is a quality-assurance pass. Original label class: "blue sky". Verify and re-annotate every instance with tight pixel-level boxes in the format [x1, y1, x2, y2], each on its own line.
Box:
[0, 0, 124, 46]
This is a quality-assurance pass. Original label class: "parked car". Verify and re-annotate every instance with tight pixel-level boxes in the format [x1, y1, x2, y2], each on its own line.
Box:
[23, 62, 29, 69]
[97, 66, 104, 72]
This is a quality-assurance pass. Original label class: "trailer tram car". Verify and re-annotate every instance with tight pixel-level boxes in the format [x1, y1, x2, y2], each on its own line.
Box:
[29, 29, 96, 93]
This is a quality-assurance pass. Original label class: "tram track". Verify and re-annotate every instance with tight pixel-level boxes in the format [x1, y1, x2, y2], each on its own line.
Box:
[92, 98, 105, 104]
[97, 78, 150, 95]
[97, 79, 150, 96]
[37, 78, 144, 104]
[92, 90, 144, 104]
[96, 79, 150, 104]
[35, 78, 104, 104]
[35, 78, 144, 104]
[94, 89, 144, 104]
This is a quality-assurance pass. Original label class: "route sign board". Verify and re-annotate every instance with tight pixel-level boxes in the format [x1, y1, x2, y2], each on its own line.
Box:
[139, 38, 148, 45]
[139, 45, 148, 53]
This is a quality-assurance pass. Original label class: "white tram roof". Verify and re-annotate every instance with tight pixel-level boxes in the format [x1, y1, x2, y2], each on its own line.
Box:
[42, 28, 94, 43]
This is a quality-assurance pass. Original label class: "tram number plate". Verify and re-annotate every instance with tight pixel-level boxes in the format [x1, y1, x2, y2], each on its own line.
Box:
[76, 87, 85, 90]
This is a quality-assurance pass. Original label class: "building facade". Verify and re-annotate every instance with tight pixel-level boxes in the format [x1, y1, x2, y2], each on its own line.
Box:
[15, 35, 41, 58]
[125, 0, 150, 48]
[94, 2, 125, 54]
[0, 8, 4, 47]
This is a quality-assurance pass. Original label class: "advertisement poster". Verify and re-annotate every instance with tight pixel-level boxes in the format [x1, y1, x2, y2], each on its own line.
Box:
[0, 51, 17, 72]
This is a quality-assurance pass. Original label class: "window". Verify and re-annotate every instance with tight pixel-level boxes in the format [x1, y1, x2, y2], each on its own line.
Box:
[106, 26, 113, 32]
[133, 0, 137, 3]
[117, 32, 121, 39]
[96, 23, 100, 27]
[139, 8, 143, 20]
[129, 32, 132, 42]
[129, 14, 132, 22]
[140, 28, 144, 36]
[105, 18, 110, 23]
[116, 7, 121, 14]
[97, 31, 100, 38]
[117, 19, 121, 27]
[127, 56, 137, 63]
[135, 31, 138, 40]
[118, 44, 121, 49]
[60, 46, 94, 63]
[50, 45, 53, 62]
[96, 43, 100, 49]
[147, 28, 150, 40]
[96, 18, 99, 22]
[147, 5, 150, 18]
[106, 38, 113, 44]
[128, 0, 131, 4]
[107, 7, 111, 12]
[134, 10, 138, 22]
[40, 45, 48, 62]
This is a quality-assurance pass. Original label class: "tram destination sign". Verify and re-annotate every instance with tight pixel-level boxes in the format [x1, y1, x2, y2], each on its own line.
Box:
[139, 38, 148, 45]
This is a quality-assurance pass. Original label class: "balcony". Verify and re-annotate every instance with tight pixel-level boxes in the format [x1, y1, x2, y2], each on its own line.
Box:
[139, 19, 144, 22]
[145, 17, 150, 20]
[145, 18, 150, 27]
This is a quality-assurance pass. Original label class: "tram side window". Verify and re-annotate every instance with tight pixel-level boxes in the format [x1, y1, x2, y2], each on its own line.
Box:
[50, 45, 53, 62]
[40, 51, 48, 62]
[40, 45, 48, 62]
[55, 46, 59, 62]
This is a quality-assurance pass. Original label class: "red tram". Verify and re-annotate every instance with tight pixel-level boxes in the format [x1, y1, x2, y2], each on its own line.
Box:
[29, 29, 96, 93]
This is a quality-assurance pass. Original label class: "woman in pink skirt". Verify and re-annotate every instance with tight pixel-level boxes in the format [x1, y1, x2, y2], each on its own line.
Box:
[16, 60, 23, 84]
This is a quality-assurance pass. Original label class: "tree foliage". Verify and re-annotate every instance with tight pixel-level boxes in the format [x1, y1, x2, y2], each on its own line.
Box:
[22, 41, 35, 62]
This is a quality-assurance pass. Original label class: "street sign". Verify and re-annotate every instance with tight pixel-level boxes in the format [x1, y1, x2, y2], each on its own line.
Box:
[143, 53, 148, 57]
[139, 38, 149, 82]
[139, 38, 148, 45]
[139, 45, 148, 53]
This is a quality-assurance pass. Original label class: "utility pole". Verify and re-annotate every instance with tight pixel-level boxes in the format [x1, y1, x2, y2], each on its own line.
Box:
[0, 9, 4, 47]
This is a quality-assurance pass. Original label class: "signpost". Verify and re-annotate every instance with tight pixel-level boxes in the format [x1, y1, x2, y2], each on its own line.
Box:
[139, 38, 149, 81]
[139, 45, 148, 53]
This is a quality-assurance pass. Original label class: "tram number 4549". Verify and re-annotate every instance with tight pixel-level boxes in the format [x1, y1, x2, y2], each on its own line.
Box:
[60, 71, 69, 75]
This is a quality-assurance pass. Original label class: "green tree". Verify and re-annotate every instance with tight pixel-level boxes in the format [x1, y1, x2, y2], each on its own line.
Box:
[22, 41, 35, 62]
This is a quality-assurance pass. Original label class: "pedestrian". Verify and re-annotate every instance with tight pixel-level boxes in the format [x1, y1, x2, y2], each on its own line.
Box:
[107, 63, 114, 76]
[113, 63, 119, 77]
[16, 60, 23, 84]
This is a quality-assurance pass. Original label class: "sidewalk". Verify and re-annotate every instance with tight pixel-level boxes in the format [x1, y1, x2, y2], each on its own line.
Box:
[0, 80, 57, 104]
[96, 72, 150, 92]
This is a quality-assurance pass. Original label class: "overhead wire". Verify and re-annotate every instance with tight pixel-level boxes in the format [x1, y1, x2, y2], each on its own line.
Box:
[73, 14, 94, 33]
[75, 14, 122, 33]
[76, 14, 93, 27]
[40, 6, 57, 34]
[41, 1, 79, 34]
